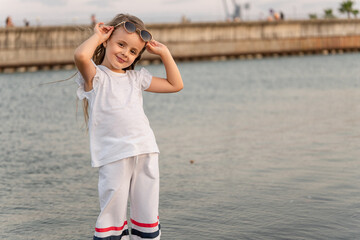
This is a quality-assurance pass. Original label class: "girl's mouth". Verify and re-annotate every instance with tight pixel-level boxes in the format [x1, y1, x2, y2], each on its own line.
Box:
[116, 56, 125, 63]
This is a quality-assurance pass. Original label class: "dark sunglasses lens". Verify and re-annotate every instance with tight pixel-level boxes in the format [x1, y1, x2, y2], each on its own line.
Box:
[140, 30, 152, 41]
[124, 21, 136, 33]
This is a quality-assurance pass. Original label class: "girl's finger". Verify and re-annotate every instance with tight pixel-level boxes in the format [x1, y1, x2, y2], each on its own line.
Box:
[102, 26, 111, 32]
[106, 27, 114, 35]
[100, 26, 113, 34]
[148, 40, 157, 47]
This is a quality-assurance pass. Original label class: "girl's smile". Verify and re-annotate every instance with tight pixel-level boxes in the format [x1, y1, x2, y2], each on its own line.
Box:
[116, 55, 126, 64]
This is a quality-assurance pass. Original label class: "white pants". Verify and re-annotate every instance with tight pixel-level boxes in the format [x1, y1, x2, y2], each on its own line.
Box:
[93, 153, 161, 240]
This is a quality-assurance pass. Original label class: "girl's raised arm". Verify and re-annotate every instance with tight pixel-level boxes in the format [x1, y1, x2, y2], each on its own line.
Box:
[74, 23, 114, 92]
[145, 40, 183, 93]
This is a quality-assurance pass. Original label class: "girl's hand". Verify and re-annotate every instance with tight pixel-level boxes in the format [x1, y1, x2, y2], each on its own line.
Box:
[146, 40, 170, 57]
[144, 39, 183, 93]
[94, 22, 114, 44]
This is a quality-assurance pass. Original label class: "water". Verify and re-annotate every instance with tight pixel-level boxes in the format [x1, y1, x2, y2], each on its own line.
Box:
[1, 53, 360, 239]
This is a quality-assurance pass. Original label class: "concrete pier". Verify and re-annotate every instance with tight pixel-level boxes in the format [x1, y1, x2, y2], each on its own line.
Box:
[1, 19, 360, 72]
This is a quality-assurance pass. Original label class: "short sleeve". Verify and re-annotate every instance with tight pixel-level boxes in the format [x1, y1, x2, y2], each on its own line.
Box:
[74, 61, 103, 100]
[139, 67, 153, 91]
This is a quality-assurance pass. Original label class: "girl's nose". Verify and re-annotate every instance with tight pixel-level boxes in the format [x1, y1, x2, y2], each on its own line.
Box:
[120, 48, 128, 58]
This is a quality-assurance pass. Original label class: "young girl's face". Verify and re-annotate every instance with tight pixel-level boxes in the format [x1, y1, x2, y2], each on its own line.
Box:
[102, 26, 145, 73]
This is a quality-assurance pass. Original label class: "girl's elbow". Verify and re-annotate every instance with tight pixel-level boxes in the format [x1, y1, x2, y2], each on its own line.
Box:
[74, 51, 86, 63]
[175, 83, 184, 92]
[74, 47, 91, 62]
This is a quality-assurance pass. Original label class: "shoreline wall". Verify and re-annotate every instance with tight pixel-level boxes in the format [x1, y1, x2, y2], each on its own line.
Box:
[1, 19, 360, 72]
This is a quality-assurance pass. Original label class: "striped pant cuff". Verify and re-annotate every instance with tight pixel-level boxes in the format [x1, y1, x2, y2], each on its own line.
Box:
[131, 225, 161, 239]
[130, 217, 161, 239]
[94, 221, 129, 240]
[93, 229, 129, 240]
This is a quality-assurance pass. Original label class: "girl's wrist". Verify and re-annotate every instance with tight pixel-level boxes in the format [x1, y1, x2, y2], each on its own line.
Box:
[159, 47, 171, 59]
[93, 32, 106, 45]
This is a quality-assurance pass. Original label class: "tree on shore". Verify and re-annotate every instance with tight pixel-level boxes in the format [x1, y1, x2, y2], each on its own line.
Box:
[324, 9, 336, 19]
[339, 0, 355, 18]
[353, 9, 359, 18]
[309, 13, 318, 19]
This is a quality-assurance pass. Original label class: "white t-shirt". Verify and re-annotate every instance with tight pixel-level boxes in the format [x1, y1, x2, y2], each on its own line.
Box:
[75, 63, 159, 167]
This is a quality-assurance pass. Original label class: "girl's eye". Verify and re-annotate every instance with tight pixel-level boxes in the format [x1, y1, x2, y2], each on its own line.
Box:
[131, 50, 137, 55]
[118, 43, 124, 47]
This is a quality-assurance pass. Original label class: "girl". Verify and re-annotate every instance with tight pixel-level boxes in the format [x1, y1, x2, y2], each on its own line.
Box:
[74, 14, 183, 240]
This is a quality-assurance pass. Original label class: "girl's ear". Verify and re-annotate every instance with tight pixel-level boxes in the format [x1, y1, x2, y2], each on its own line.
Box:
[103, 40, 107, 48]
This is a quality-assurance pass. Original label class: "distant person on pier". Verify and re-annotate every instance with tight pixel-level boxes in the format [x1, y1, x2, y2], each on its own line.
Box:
[91, 14, 97, 27]
[267, 9, 274, 21]
[6, 16, 14, 27]
[267, 9, 282, 21]
[274, 12, 280, 20]
[280, 11, 285, 20]
[23, 19, 30, 27]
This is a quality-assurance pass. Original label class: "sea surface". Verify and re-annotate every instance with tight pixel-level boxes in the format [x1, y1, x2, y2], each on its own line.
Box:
[1, 53, 359, 240]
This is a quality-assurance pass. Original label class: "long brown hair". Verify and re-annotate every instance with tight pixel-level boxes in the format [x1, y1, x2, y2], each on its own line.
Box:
[82, 14, 148, 127]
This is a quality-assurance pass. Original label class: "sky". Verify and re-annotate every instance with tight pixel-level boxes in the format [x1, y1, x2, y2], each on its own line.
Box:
[0, 0, 358, 26]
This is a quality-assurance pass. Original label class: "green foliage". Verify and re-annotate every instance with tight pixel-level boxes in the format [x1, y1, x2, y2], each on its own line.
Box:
[324, 8, 336, 19]
[309, 13, 318, 19]
[352, 9, 359, 18]
[339, 0, 355, 18]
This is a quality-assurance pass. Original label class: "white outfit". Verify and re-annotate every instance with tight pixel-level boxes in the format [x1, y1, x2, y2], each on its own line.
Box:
[94, 153, 161, 240]
[75, 62, 161, 239]
[75, 61, 159, 168]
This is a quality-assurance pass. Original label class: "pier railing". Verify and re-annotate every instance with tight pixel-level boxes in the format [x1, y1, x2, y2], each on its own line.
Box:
[1, 19, 360, 72]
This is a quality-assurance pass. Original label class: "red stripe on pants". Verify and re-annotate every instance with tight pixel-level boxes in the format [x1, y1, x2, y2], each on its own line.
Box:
[95, 221, 128, 232]
[131, 217, 159, 228]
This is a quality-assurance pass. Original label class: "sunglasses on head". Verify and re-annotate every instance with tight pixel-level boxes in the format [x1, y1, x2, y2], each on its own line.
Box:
[114, 21, 152, 42]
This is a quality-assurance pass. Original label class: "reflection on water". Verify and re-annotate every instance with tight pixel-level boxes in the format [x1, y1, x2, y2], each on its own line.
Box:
[1, 53, 360, 239]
